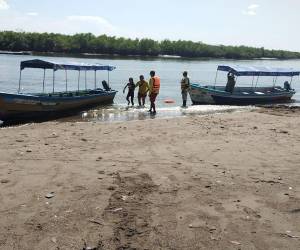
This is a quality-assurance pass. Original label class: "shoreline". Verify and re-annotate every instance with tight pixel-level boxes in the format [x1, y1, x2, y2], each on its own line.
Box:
[0, 107, 300, 249]
[2, 50, 300, 61]
[0, 104, 253, 127]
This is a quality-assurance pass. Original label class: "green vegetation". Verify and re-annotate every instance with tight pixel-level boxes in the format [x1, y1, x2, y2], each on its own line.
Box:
[1, 31, 300, 59]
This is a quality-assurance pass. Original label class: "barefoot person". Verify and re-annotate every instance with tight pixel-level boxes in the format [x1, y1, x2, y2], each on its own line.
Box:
[148, 71, 160, 114]
[181, 71, 190, 108]
[135, 75, 149, 107]
[123, 77, 135, 106]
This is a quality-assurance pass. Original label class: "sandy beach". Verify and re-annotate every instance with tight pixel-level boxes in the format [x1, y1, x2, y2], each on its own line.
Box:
[0, 107, 300, 250]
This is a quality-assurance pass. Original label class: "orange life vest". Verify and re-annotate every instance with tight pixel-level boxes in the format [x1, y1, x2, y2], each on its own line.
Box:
[152, 76, 160, 94]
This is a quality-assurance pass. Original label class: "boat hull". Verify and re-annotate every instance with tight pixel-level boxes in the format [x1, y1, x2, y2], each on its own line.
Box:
[189, 84, 295, 105]
[0, 89, 117, 122]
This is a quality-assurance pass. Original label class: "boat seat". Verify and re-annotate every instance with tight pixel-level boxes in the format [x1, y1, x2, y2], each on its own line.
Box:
[254, 92, 264, 95]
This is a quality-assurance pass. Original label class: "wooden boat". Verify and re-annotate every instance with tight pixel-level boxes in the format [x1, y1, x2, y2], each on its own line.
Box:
[189, 65, 298, 105]
[0, 59, 117, 122]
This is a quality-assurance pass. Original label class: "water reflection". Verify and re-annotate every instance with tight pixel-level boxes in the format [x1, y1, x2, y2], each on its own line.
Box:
[71, 104, 252, 123]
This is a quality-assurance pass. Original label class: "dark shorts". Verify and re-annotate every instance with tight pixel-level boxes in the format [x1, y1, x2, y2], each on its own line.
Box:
[138, 93, 147, 98]
[127, 90, 134, 99]
[150, 93, 158, 102]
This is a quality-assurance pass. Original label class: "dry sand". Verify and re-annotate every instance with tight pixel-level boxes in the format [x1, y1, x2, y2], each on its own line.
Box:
[0, 107, 300, 250]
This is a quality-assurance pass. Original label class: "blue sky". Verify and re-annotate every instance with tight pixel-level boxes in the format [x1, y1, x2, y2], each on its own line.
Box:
[0, 0, 300, 51]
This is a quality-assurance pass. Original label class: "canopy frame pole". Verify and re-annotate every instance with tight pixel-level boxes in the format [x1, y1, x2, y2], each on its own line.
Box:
[290, 76, 293, 87]
[94, 70, 97, 90]
[251, 76, 255, 89]
[274, 75, 278, 87]
[85, 70, 87, 90]
[78, 70, 81, 92]
[254, 74, 260, 90]
[107, 70, 110, 85]
[65, 69, 68, 92]
[42, 69, 46, 93]
[18, 69, 22, 93]
[52, 69, 55, 94]
[214, 70, 219, 88]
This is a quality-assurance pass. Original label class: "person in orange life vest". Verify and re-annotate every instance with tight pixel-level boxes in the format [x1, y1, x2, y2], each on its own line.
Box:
[123, 77, 135, 106]
[148, 70, 160, 114]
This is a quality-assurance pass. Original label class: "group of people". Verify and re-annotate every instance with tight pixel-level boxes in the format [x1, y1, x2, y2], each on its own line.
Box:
[123, 70, 161, 114]
[123, 71, 190, 114]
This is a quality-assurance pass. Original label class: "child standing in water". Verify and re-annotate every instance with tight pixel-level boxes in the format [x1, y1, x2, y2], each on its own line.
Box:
[123, 77, 135, 106]
[135, 75, 149, 107]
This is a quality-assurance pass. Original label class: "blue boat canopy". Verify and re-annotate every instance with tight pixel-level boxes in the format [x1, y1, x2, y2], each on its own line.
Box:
[217, 65, 300, 77]
[20, 59, 116, 71]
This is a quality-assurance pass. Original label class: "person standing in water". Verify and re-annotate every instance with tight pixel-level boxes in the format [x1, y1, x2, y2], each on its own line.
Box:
[135, 75, 149, 107]
[180, 71, 190, 108]
[148, 70, 160, 114]
[123, 77, 135, 106]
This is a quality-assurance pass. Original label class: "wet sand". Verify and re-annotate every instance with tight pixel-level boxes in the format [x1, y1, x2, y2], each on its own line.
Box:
[0, 107, 300, 249]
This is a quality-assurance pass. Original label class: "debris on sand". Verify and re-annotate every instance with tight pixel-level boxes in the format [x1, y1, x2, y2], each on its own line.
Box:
[121, 195, 128, 201]
[88, 219, 103, 226]
[107, 186, 116, 191]
[188, 220, 206, 229]
[45, 192, 55, 199]
[230, 240, 241, 245]
[283, 231, 300, 239]
[112, 208, 123, 213]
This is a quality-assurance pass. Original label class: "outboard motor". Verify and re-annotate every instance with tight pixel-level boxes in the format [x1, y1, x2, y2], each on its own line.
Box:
[284, 81, 291, 91]
[102, 80, 111, 91]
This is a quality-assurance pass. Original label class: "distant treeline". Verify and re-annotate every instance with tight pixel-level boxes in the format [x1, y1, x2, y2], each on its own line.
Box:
[1, 31, 300, 59]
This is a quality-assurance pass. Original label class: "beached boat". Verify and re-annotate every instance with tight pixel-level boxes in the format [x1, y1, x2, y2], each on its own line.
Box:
[0, 59, 117, 122]
[189, 65, 298, 105]
[0, 51, 31, 55]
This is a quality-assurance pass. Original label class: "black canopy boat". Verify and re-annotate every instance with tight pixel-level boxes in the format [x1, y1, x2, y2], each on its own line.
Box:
[0, 59, 117, 122]
[189, 65, 298, 105]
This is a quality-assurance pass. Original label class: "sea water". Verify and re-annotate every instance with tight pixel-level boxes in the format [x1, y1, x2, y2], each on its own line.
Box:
[0, 54, 299, 123]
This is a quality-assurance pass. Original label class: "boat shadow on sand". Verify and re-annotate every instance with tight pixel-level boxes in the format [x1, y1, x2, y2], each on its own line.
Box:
[0, 103, 115, 127]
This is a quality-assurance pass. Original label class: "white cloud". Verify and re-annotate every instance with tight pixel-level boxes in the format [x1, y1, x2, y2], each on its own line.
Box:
[27, 12, 38, 16]
[248, 4, 259, 10]
[242, 10, 257, 16]
[0, 0, 9, 10]
[66, 15, 115, 31]
[243, 4, 259, 16]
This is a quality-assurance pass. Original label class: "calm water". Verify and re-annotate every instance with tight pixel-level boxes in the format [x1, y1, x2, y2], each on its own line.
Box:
[0, 54, 299, 122]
